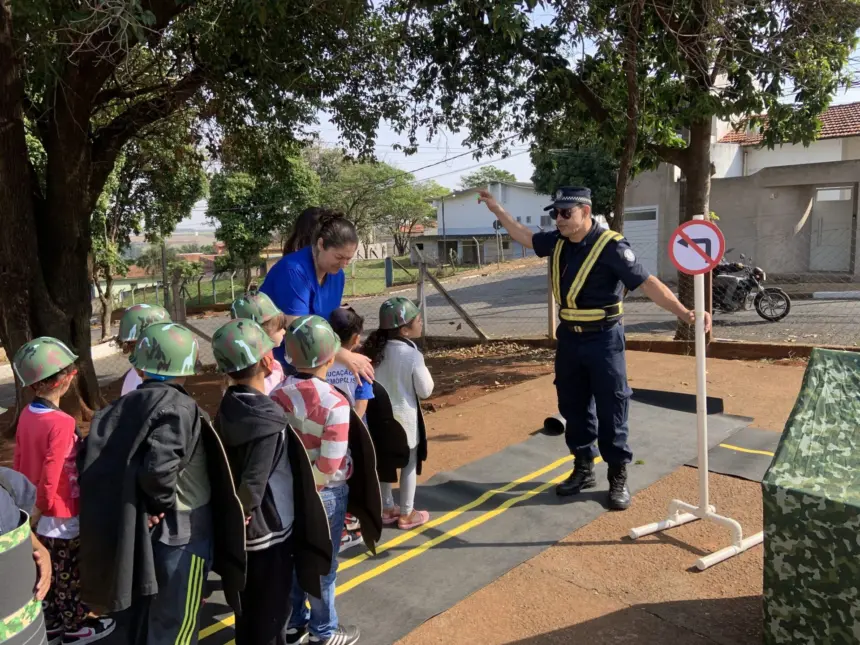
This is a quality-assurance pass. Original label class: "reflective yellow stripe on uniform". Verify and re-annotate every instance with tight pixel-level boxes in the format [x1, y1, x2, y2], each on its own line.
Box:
[552, 229, 625, 331]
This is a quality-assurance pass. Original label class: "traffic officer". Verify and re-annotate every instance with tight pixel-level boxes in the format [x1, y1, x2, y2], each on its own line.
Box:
[477, 186, 711, 510]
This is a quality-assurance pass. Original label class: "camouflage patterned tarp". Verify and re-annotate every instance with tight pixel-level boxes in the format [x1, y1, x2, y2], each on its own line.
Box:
[762, 348, 860, 644]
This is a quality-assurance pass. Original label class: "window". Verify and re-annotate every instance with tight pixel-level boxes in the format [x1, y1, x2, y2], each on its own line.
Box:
[540, 215, 551, 227]
[502, 241, 510, 250]
[415, 243, 424, 250]
[816, 187, 852, 202]
[516, 216, 522, 223]
[624, 209, 658, 222]
[526, 216, 532, 224]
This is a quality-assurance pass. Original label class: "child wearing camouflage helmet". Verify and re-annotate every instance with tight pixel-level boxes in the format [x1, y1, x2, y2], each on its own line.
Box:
[362, 297, 434, 530]
[211, 319, 332, 645]
[229, 292, 288, 394]
[77, 323, 246, 645]
[116, 304, 171, 396]
[272, 315, 379, 645]
[12, 338, 116, 645]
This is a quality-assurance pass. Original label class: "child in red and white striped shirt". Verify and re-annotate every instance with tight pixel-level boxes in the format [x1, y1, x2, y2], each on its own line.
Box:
[271, 314, 361, 645]
[272, 374, 351, 488]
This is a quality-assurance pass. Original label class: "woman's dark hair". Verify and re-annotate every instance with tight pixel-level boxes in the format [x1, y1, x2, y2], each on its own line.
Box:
[314, 210, 358, 251]
[329, 306, 364, 344]
[283, 207, 325, 255]
[360, 328, 396, 367]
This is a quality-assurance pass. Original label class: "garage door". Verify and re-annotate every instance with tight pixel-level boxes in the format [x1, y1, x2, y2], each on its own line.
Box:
[623, 209, 658, 276]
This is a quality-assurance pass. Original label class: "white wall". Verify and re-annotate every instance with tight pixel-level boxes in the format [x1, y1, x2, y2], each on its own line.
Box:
[745, 139, 843, 176]
[712, 142, 744, 178]
[436, 184, 548, 236]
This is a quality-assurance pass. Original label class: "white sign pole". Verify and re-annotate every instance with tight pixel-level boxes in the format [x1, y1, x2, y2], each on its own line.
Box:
[628, 214, 763, 570]
[693, 215, 710, 516]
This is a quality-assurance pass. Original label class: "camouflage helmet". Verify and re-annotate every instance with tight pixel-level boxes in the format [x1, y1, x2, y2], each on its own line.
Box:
[119, 304, 171, 342]
[130, 322, 199, 377]
[12, 337, 78, 387]
[284, 315, 341, 369]
[379, 296, 420, 330]
[212, 319, 275, 374]
[230, 293, 282, 324]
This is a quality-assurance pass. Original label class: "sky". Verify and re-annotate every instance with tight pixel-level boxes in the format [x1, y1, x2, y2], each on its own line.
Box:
[181, 57, 860, 231]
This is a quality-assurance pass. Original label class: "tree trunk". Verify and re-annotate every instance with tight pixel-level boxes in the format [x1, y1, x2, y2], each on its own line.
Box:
[674, 119, 713, 341]
[611, 0, 645, 235]
[0, 0, 100, 414]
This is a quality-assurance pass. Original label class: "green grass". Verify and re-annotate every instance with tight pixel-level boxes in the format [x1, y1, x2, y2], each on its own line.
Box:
[124, 255, 499, 307]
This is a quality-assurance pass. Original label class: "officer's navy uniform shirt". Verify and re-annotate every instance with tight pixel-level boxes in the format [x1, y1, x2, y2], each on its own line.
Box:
[532, 224, 651, 321]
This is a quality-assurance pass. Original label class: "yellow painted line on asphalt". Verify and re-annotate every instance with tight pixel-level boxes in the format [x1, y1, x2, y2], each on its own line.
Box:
[200, 453, 582, 641]
[334, 468, 574, 595]
[718, 443, 775, 457]
[338, 453, 575, 573]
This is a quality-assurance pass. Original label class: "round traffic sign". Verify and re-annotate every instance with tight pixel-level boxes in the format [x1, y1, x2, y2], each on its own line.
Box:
[668, 220, 725, 275]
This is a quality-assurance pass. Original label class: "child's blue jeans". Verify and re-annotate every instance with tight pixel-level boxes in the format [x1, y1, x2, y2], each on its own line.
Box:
[288, 483, 348, 640]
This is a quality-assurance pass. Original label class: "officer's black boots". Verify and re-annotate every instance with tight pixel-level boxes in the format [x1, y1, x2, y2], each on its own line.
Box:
[556, 456, 596, 497]
[607, 464, 631, 510]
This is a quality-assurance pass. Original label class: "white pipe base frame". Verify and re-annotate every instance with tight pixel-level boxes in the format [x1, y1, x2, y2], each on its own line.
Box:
[628, 499, 764, 570]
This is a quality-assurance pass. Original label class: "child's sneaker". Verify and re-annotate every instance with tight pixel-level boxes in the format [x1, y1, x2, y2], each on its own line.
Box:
[62, 617, 116, 645]
[339, 529, 363, 553]
[286, 626, 309, 645]
[308, 624, 360, 644]
[344, 513, 360, 531]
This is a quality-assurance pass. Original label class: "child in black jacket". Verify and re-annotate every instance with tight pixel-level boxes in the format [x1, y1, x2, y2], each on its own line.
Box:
[212, 319, 332, 645]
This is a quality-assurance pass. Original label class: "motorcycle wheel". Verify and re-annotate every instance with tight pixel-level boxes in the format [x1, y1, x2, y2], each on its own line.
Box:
[754, 288, 791, 322]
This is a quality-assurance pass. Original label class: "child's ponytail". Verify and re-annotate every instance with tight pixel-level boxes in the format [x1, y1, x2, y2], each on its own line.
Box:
[361, 328, 394, 367]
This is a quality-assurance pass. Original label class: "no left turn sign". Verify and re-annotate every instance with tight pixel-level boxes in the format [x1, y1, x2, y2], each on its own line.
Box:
[668, 220, 725, 275]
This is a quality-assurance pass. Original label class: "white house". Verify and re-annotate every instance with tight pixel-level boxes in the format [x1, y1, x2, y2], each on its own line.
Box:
[411, 181, 627, 268]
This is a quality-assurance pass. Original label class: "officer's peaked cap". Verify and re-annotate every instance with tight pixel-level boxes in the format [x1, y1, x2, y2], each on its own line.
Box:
[544, 186, 592, 211]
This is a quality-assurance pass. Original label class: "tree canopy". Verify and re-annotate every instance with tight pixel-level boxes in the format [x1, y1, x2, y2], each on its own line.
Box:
[0, 0, 411, 405]
[458, 166, 517, 189]
[531, 147, 618, 223]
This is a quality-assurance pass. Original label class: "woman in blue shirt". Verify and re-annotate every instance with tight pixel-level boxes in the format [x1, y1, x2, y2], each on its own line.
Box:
[260, 210, 374, 382]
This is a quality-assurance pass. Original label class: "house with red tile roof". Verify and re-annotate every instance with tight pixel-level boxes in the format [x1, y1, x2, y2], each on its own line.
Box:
[619, 102, 860, 281]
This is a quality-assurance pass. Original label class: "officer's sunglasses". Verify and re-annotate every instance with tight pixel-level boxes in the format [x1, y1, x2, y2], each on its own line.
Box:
[549, 207, 577, 221]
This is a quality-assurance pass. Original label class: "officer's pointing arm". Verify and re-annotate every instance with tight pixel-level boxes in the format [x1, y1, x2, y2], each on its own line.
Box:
[477, 189, 534, 249]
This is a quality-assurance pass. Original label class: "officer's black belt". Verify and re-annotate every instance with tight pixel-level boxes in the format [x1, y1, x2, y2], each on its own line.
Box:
[560, 302, 623, 333]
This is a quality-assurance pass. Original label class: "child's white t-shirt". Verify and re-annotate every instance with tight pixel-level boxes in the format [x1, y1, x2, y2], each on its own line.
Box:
[121, 368, 142, 396]
[326, 361, 374, 408]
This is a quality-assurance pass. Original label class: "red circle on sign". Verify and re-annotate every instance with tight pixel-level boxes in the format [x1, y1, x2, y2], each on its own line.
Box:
[668, 219, 725, 276]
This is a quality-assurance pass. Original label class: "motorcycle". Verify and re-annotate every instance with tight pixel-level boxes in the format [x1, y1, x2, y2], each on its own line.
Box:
[712, 251, 791, 322]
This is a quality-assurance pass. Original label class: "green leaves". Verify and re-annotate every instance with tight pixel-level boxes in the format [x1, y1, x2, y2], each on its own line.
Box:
[458, 166, 517, 189]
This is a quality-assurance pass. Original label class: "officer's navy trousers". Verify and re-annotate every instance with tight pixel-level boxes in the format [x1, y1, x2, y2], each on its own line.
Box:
[554, 323, 633, 465]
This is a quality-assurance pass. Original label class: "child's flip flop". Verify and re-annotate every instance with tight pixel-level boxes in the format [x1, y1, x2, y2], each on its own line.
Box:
[398, 510, 430, 530]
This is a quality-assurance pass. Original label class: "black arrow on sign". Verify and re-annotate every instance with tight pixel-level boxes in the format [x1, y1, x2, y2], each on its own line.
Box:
[678, 237, 712, 257]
